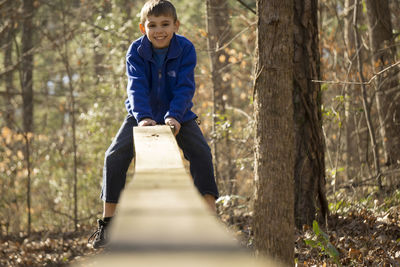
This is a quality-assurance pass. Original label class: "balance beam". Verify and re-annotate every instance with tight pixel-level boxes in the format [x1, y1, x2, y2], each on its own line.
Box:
[75, 125, 280, 266]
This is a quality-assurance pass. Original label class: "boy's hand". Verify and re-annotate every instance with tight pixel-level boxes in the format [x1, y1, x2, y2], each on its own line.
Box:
[165, 117, 181, 136]
[138, 118, 156, 126]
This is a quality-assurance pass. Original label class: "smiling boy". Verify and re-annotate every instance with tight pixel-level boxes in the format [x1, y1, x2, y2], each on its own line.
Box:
[88, 0, 219, 249]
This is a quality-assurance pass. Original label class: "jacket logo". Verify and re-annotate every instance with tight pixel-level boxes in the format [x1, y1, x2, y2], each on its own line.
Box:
[167, 71, 176, 77]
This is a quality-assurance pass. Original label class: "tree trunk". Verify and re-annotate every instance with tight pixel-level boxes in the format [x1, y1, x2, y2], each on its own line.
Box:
[60, 2, 79, 231]
[21, 0, 35, 236]
[205, 0, 234, 194]
[343, 0, 362, 181]
[253, 0, 294, 264]
[21, 0, 34, 133]
[365, 0, 400, 168]
[293, 0, 328, 228]
[3, 7, 15, 129]
[353, 0, 382, 189]
[92, 1, 110, 84]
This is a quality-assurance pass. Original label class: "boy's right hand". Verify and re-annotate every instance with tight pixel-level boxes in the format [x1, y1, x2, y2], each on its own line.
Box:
[138, 118, 156, 126]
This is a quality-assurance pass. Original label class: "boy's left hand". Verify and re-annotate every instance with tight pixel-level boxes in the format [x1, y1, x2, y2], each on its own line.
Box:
[165, 117, 181, 136]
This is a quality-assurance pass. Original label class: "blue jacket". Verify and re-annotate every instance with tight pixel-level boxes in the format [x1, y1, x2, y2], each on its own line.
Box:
[125, 34, 198, 124]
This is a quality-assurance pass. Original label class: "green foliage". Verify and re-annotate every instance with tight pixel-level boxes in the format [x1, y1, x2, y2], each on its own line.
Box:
[327, 166, 345, 180]
[328, 198, 351, 214]
[383, 189, 400, 209]
[304, 220, 341, 265]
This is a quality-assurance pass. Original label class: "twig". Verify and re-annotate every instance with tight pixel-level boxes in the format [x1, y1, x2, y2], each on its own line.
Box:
[214, 21, 257, 52]
[312, 61, 400, 85]
[40, 0, 131, 42]
[334, 169, 400, 190]
[236, 0, 256, 14]
[225, 105, 253, 121]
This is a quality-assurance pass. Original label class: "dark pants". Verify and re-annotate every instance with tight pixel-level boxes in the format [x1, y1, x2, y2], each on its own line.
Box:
[100, 115, 219, 203]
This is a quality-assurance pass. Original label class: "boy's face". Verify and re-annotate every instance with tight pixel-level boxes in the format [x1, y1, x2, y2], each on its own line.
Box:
[140, 15, 180, 49]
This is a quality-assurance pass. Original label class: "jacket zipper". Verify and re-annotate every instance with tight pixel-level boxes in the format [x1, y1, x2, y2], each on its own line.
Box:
[158, 69, 162, 100]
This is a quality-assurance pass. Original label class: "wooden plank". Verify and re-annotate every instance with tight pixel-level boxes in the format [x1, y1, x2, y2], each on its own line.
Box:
[74, 125, 279, 266]
[76, 252, 283, 267]
[133, 126, 184, 171]
[108, 125, 237, 251]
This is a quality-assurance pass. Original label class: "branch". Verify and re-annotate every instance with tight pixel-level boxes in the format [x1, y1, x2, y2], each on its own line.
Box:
[40, 0, 131, 42]
[0, 61, 21, 78]
[312, 60, 400, 85]
[236, 0, 256, 14]
[225, 105, 253, 121]
[214, 21, 257, 52]
[0, 0, 9, 8]
[335, 168, 400, 190]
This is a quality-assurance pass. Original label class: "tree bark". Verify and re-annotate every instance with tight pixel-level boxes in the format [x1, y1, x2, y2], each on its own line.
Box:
[3, 4, 15, 129]
[293, 0, 328, 229]
[21, 0, 35, 236]
[365, 0, 400, 168]
[253, 0, 294, 264]
[21, 0, 34, 133]
[343, 0, 362, 180]
[205, 0, 234, 193]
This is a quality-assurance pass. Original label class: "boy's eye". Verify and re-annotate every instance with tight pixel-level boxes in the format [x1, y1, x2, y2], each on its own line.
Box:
[162, 23, 170, 27]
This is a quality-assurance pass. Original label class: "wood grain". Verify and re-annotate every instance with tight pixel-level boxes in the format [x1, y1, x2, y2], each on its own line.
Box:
[75, 125, 278, 266]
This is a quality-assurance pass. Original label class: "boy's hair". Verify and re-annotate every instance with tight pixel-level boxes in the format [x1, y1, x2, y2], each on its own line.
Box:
[140, 0, 178, 25]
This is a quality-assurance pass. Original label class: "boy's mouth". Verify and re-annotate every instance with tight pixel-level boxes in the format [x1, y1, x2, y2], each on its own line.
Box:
[154, 36, 166, 40]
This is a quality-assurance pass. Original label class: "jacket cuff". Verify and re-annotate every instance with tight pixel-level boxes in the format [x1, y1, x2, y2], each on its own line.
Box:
[164, 112, 181, 123]
[136, 114, 154, 123]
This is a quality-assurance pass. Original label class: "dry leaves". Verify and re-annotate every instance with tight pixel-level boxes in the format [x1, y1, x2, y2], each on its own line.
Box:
[218, 199, 400, 266]
[2, 202, 400, 266]
[0, 227, 101, 267]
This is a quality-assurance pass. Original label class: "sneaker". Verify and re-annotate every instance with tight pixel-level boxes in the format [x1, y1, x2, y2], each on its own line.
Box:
[88, 219, 109, 249]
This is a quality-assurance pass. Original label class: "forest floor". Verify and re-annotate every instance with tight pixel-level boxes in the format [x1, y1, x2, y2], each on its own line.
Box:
[218, 190, 400, 266]
[1, 190, 400, 266]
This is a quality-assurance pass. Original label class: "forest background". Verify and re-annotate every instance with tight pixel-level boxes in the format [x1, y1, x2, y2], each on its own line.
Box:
[1, 0, 400, 266]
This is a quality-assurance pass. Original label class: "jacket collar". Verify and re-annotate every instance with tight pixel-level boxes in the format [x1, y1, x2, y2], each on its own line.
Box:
[137, 34, 182, 62]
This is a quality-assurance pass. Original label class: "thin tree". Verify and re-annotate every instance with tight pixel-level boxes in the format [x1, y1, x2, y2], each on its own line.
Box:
[60, 2, 79, 231]
[2, 0, 17, 129]
[293, 0, 328, 228]
[365, 0, 400, 169]
[205, 0, 234, 194]
[20, 0, 35, 236]
[253, 0, 295, 264]
[343, 0, 362, 180]
[353, 0, 381, 189]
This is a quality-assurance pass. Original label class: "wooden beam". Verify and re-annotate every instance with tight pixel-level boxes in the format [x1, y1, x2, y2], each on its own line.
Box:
[75, 126, 281, 266]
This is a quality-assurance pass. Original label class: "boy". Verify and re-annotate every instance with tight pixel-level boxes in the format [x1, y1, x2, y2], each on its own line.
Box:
[88, 0, 219, 249]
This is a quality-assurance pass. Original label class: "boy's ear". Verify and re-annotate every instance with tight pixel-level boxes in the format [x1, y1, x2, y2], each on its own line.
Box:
[139, 24, 146, 34]
[174, 20, 180, 32]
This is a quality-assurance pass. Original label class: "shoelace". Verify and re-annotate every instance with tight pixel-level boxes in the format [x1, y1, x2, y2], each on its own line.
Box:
[87, 224, 104, 243]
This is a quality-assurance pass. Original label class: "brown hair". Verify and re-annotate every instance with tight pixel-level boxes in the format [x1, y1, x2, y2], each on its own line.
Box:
[140, 0, 178, 25]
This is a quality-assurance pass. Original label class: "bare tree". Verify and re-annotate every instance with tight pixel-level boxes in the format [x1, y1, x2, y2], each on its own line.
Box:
[20, 0, 35, 236]
[343, 0, 363, 180]
[353, 0, 382, 189]
[365, 0, 400, 170]
[21, 0, 34, 133]
[205, 0, 234, 194]
[293, 0, 328, 228]
[60, 2, 79, 231]
[2, 0, 17, 129]
[253, 0, 295, 264]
